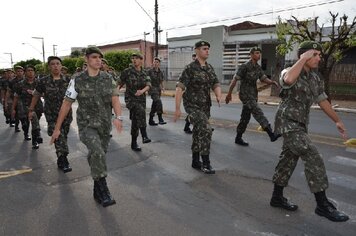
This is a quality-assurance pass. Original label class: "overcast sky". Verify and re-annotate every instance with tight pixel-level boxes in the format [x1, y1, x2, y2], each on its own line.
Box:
[0, 0, 354, 68]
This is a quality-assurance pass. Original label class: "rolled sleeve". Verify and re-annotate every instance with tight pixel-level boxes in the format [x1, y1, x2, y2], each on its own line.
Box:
[212, 83, 220, 90]
[279, 68, 296, 89]
[316, 92, 328, 103]
[32, 89, 41, 97]
[176, 81, 185, 91]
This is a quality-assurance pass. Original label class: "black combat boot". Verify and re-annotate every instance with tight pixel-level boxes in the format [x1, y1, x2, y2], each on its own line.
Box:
[158, 114, 167, 125]
[9, 119, 15, 127]
[235, 133, 248, 146]
[191, 152, 202, 170]
[314, 191, 349, 222]
[264, 125, 281, 142]
[131, 135, 142, 151]
[31, 130, 40, 149]
[140, 127, 151, 143]
[270, 184, 298, 211]
[34, 129, 43, 144]
[149, 114, 158, 126]
[183, 119, 192, 134]
[201, 155, 215, 174]
[15, 120, 20, 132]
[57, 155, 72, 173]
[93, 177, 116, 207]
[24, 133, 31, 141]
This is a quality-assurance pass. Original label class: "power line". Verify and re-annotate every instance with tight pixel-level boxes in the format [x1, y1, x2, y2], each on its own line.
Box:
[163, 0, 344, 31]
[133, 0, 154, 22]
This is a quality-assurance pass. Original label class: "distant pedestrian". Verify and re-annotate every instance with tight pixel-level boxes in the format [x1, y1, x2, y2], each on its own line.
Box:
[270, 41, 349, 222]
[51, 47, 123, 207]
[175, 41, 222, 174]
[147, 57, 166, 126]
[225, 46, 280, 146]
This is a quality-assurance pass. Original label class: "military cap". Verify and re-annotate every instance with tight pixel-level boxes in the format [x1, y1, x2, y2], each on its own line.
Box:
[194, 40, 210, 49]
[85, 46, 103, 57]
[102, 58, 109, 64]
[153, 57, 161, 62]
[298, 41, 323, 52]
[249, 46, 262, 53]
[14, 65, 24, 70]
[47, 56, 62, 64]
[131, 53, 143, 59]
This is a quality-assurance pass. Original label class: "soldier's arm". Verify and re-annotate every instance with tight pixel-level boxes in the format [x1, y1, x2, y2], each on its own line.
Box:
[4, 89, 10, 110]
[28, 94, 41, 120]
[174, 86, 183, 122]
[50, 99, 73, 144]
[284, 49, 315, 85]
[318, 99, 347, 140]
[112, 96, 123, 133]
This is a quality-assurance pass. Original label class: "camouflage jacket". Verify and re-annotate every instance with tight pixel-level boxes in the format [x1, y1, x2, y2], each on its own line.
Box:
[7, 77, 23, 99]
[235, 60, 267, 102]
[146, 68, 164, 94]
[177, 60, 220, 113]
[14, 78, 43, 113]
[65, 71, 118, 131]
[119, 65, 151, 106]
[33, 74, 72, 123]
[274, 68, 328, 134]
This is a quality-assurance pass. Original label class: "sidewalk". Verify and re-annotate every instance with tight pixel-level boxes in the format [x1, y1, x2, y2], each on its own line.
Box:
[162, 86, 356, 113]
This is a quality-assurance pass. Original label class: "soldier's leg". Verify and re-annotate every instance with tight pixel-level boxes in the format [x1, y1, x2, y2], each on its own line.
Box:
[190, 111, 214, 174]
[149, 94, 158, 126]
[130, 108, 141, 151]
[235, 103, 251, 145]
[270, 132, 299, 211]
[30, 112, 41, 149]
[156, 96, 166, 124]
[80, 127, 115, 207]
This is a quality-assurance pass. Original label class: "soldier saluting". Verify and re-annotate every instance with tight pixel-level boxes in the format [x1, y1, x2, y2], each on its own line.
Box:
[174, 40, 222, 174]
[270, 41, 349, 222]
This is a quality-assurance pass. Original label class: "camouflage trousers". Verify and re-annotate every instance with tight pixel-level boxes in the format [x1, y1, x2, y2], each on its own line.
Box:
[236, 99, 269, 135]
[128, 102, 146, 137]
[150, 92, 163, 116]
[79, 127, 111, 180]
[188, 110, 212, 155]
[48, 119, 72, 158]
[272, 130, 328, 193]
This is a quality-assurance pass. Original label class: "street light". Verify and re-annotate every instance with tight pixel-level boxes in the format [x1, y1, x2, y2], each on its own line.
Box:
[144, 32, 150, 67]
[4, 52, 13, 68]
[32, 36, 45, 65]
[53, 44, 57, 56]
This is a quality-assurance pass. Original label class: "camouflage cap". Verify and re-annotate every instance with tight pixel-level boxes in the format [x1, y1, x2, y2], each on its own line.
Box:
[298, 41, 323, 52]
[85, 46, 103, 57]
[250, 46, 262, 53]
[14, 65, 24, 70]
[194, 40, 210, 49]
[102, 58, 109, 64]
[47, 56, 62, 64]
[131, 53, 143, 59]
[153, 57, 161, 62]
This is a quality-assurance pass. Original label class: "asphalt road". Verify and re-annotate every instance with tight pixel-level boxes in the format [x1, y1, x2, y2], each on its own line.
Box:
[0, 100, 355, 236]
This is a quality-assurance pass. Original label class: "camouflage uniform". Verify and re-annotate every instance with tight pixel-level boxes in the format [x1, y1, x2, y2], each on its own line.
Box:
[272, 69, 328, 193]
[0, 76, 10, 123]
[33, 74, 73, 158]
[65, 71, 118, 180]
[119, 65, 151, 137]
[7, 76, 23, 129]
[235, 60, 269, 134]
[14, 78, 43, 141]
[147, 67, 164, 117]
[177, 59, 220, 155]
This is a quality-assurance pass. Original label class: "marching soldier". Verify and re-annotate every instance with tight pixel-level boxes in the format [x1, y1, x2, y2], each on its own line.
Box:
[226, 46, 280, 146]
[174, 40, 222, 174]
[29, 56, 73, 173]
[270, 41, 349, 222]
[118, 53, 151, 152]
[51, 47, 123, 207]
[147, 57, 166, 126]
[12, 65, 43, 148]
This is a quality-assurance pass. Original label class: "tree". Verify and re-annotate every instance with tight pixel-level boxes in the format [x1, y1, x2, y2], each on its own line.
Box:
[104, 50, 138, 73]
[276, 12, 356, 99]
[14, 58, 42, 69]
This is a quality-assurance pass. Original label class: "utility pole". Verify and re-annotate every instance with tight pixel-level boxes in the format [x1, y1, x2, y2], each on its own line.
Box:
[53, 44, 57, 56]
[4, 53, 13, 68]
[144, 32, 150, 67]
[32, 36, 45, 66]
[154, 0, 158, 57]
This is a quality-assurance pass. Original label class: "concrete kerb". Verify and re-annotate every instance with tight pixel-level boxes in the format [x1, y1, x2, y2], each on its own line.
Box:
[160, 90, 356, 114]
